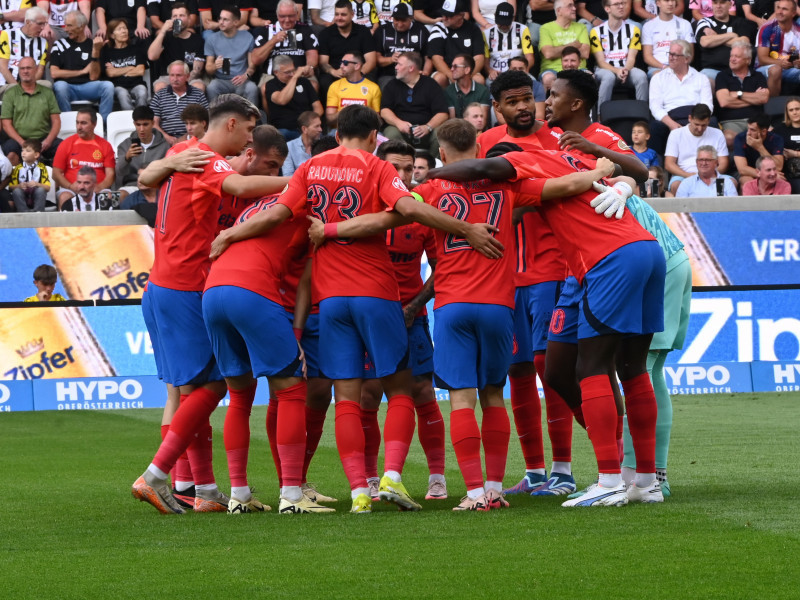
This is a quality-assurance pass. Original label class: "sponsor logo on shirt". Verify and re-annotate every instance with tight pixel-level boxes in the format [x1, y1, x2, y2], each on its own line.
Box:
[392, 176, 409, 192]
[213, 160, 233, 173]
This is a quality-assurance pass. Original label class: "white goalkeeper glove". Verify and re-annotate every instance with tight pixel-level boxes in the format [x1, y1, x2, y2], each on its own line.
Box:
[590, 180, 632, 220]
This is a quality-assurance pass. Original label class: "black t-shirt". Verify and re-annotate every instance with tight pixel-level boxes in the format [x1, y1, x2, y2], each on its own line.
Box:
[714, 68, 767, 121]
[427, 21, 485, 64]
[412, 0, 441, 20]
[774, 123, 800, 151]
[253, 23, 319, 74]
[101, 43, 148, 88]
[159, 30, 205, 73]
[266, 76, 319, 129]
[695, 15, 757, 70]
[529, 1, 555, 25]
[318, 23, 376, 68]
[50, 38, 94, 84]
[577, 0, 604, 20]
[734, 0, 773, 21]
[147, 0, 200, 22]
[373, 21, 429, 77]
[381, 75, 448, 124]
[198, 0, 253, 23]
[97, 0, 147, 32]
[250, 0, 281, 23]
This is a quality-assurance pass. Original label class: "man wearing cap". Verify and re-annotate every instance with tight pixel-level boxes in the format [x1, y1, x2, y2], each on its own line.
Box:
[374, 2, 432, 87]
[428, 0, 486, 86]
[485, 2, 535, 84]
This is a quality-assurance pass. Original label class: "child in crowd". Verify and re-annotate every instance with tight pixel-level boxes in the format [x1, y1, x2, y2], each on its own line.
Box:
[9, 140, 51, 213]
[24, 264, 66, 302]
[631, 121, 661, 168]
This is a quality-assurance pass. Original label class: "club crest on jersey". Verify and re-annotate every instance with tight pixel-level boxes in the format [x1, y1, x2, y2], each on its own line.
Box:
[392, 176, 409, 191]
[361, 86, 369, 95]
[411, 35, 418, 42]
[618, 140, 630, 151]
[213, 159, 233, 173]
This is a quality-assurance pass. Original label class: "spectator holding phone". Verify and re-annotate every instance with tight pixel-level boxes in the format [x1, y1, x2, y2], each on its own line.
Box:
[115, 106, 169, 199]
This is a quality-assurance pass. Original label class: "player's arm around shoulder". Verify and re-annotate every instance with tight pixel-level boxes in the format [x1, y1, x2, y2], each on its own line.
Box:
[137, 147, 216, 187]
[307, 210, 409, 248]
[210, 201, 295, 260]
[539, 157, 616, 201]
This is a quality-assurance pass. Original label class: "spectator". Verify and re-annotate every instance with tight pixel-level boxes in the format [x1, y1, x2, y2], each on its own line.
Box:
[413, 149, 435, 182]
[631, 120, 660, 167]
[527, 0, 556, 46]
[24, 264, 66, 301]
[381, 50, 448, 155]
[318, 0, 377, 94]
[484, 2, 534, 84]
[690, 0, 734, 20]
[8, 139, 50, 212]
[1, 56, 61, 164]
[50, 11, 115, 120]
[283, 110, 323, 176]
[326, 50, 381, 128]
[695, 0, 755, 83]
[742, 155, 791, 194]
[264, 55, 322, 140]
[309, 0, 338, 29]
[350, 0, 380, 32]
[715, 40, 769, 146]
[204, 6, 259, 105]
[590, 0, 648, 108]
[374, 0, 413, 24]
[52, 108, 115, 208]
[428, 0, 486, 86]
[249, 0, 302, 27]
[645, 164, 668, 197]
[507, 54, 546, 119]
[732, 113, 784, 185]
[95, 0, 150, 40]
[251, 0, 319, 84]
[120, 167, 157, 209]
[0, 6, 50, 96]
[664, 103, 729, 193]
[641, 0, 693, 77]
[148, 0, 200, 32]
[101, 19, 149, 110]
[675, 145, 738, 197]
[39, 0, 91, 43]
[180, 102, 209, 139]
[60, 165, 119, 211]
[413, 0, 445, 27]
[472, 0, 515, 30]
[755, 0, 800, 97]
[577, 0, 608, 32]
[150, 60, 209, 144]
[463, 101, 487, 131]
[0, 0, 30, 31]
[772, 96, 800, 191]
[374, 2, 431, 87]
[198, 0, 252, 39]
[147, 2, 206, 93]
[538, 0, 589, 91]
[735, 0, 771, 30]
[115, 105, 169, 198]
[444, 53, 490, 119]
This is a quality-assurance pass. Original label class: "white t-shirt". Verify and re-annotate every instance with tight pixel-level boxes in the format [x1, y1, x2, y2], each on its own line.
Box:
[307, 0, 337, 24]
[642, 15, 695, 66]
[665, 125, 728, 174]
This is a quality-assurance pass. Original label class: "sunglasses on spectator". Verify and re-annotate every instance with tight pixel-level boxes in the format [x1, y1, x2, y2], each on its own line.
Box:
[340, 60, 359, 66]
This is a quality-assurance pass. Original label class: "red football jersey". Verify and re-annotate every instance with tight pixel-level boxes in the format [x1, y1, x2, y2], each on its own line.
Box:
[149, 139, 236, 291]
[414, 177, 542, 310]
[386, 222, 437, 315]
[52, 134, 115, 183]
[277, 146, 412, 302]
[279, 226, 317, 314]
[505, 150, 655, 283]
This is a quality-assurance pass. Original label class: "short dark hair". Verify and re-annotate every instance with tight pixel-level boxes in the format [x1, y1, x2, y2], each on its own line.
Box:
[632, 120, 650, 133]
[437, 119, 476, 153]
[220, 4, 241, 20]
[748, 113, 771, 129]
[181, 103, 209, 124]
[508, 55, 528, 68]
[453, 53, 475, 72]
[334, 0, 352, 9]
[132, 105, 154, 121]
[690, 103, 712, 120]
[77, 107, 97, 123]
[490, 69, 533, 101]
[33, 264, 57, 284]
[415, 151, 435, 169]
[208, 94, 260, 124]
[486, 141, 523, 158]
[297, 110, 321, 129]
[252, 124, 289, 158]
[311, 135, 339, 156]
[22, 139, 42, 153]
[337, 105, 380, 140]
[399, 51, 422, 71]
[376, 139, 415, 160]
[556, 69, 598, 115]
[561, 45, 580, 59]
[344, 50, 365, 64]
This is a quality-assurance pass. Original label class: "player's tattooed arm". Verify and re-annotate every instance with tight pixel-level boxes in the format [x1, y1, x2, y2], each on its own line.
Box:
[558, 131, 648, 184]
[138, 148, 216, 187]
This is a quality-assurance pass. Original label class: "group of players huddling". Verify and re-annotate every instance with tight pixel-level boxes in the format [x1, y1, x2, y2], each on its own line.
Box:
[131, 65, 691, 515]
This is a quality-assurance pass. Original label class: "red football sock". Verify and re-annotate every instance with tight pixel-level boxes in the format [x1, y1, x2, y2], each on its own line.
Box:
[415, 400, 446, 475]
[383, 394, 415, 474]
[187, 420, 214, 486]
[266, 398, 282, 486]
[481, 406, 510, 483]
[361, 407, 381, 479]
[303, 406, 327, 482]
[160, 424, 169, 440]
[535, 354, 573, 463]
[616, 414, 625, 463]
[450, 408, 483, 490]
[579, 375, 620, 474]
[570, 404, 586, 429]
[335, 400, 367, 490]
[223, 383, 257, 488]
[276, 381, 308, 487]
[153, 387, 220, 476]
[509, 373, 545, 470]
[622, 373, 658, 474]
[173, 394, 193, 484]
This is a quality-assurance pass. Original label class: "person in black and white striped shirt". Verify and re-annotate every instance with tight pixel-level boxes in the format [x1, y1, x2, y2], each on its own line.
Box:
[0, 6, 49, 96]
[484, 3, 534, 84]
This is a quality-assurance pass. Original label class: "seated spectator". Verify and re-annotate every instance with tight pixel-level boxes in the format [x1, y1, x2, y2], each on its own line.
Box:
[180, 102, 209, 140]
[199, 0, 252, 40]
[772, 96, 800, 191]
[755, 0, 800, 97]
[631, 120, 660, 167]
[471, 0, 509, 29]
[101, 19, 149, 110]
[645, 164, 668, 197]
[428, 0, 486, 87]
[463, 101, 487, 131]
[50, 11, 115, 120]
[40, 0, 91, 44]
[310, 0, 338, 29]
[0, 0, 30, 31]
[736, 0, 772, 30]
[676, 145, 738, 196]
[634, 0, 686, 22]
[527, 0, 556, 47]
[445, 54, 490, 119]
[0, 7, 50, 97]
[318, 0, 377, 94]
[249, 0, 297, 27]
[60, 165, 119, 211]
[24, 264, 66, 302]
[733, 113, 784, 186]
[8, 139, 50, 212]
[115, 106, 169, 198]
[413, 149, 435, 182]
[284, 110, 323, 176]
[374, 0, 413, 24]
[374, 2, 431, 87]
[350, 0, 380, 32]
[147, 2, 206, 93]
[52, 108, 115, 208]
[204, 6, 259, 105]
[0, 56, 62, 164]
[484, 3, 534, 85]
[664, 103, 729, 193]
[538, 0, 589, 91]
[690, 0, 734, 20]
[641, 0, 693, 77]
[95, 0, 150, 41]
[326, 50, 381, 128]
[380, 51, 448, 156]
[715, 40, 769, 146]
[148, 0, 200, 32]
[264, 56, 323, 140]
[695, 0, 755, 83]
[742, 155, 792, 194]
[507, 54, 546, 119]
[590, 0, 648, 109]
[150, 61, 209, 145]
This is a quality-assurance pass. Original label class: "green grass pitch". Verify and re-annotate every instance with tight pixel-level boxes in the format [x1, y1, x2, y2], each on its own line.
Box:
[2, 392, 799, 599]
